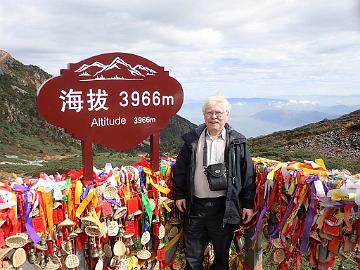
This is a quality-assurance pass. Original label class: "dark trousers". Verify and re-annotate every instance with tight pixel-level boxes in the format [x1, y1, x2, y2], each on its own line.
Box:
[184, 197, 235, 270]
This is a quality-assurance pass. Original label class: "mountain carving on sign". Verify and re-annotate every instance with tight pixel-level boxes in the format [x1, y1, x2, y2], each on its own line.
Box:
[74, 57, 157, 81]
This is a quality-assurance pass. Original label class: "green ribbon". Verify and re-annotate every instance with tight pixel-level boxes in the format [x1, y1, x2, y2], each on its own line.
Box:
[60, 177, 72, 190]
[141, 193, 153, 225]
[160, 160, 167, 176]
[51, 177, 71, 201]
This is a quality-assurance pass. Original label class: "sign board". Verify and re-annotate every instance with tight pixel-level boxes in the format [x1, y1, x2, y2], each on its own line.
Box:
[37, 52, 184, 179]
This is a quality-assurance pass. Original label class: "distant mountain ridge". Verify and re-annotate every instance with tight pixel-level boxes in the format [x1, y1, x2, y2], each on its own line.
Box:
[180, 96, 359, 137]
[228, 97, 286, 104]
[252, 109, 338, 126]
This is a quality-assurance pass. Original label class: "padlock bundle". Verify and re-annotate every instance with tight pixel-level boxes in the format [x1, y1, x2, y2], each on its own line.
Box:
[250, 158, 360, 270]
[0, 156, 186, 270]
[1, 156, 359, 269]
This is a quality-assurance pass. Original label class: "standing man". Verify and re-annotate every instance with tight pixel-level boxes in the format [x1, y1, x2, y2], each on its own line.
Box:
[173, 93, 255, 270]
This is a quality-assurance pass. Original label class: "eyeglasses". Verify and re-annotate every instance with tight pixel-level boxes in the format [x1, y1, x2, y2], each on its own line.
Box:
[205, 111, 225, 118]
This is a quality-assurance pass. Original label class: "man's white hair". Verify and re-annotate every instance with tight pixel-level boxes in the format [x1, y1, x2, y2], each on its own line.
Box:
[202, 92, 231, 114]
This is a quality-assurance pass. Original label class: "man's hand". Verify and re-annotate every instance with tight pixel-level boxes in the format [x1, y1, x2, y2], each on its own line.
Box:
[242, 208, 253, 224]
[175, 199, 186, 213]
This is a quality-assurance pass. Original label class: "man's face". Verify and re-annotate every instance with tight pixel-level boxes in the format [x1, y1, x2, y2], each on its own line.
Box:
[203, 103, 229, 136]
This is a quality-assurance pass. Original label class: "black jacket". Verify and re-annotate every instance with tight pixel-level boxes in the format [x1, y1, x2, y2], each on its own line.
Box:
[173, 123, 255, 225]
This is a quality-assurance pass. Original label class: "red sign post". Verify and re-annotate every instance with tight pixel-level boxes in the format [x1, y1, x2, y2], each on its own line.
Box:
[37, 52, 183, 180]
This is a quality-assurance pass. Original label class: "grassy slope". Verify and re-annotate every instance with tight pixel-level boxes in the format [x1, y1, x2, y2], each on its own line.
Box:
[249, 111, 360, 174]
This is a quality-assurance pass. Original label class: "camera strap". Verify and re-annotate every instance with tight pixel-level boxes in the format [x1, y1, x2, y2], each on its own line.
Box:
[202, 128, 228, 173]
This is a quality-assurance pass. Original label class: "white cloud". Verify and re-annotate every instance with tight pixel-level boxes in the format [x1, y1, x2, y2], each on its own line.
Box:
[1, 0, 360, 100]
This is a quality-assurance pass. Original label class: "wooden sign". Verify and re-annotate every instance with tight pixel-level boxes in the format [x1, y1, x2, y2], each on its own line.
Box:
[37, 52, 184, 179]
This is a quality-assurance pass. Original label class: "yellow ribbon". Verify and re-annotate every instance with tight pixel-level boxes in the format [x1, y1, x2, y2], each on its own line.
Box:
[75, 189, 94, 218]
[287, 162, 305, 171]
[37, 192, 47, 237]
[143, 168, 171, 194]
[118, 169, 131, 202]
[127, 255, 139, 269]
[90, 208, 103, 230]
[153, 262, 160, 270]
[286, 181, 295, 196]
[75, 180, 83, 205]
[267, 163, 283, 181]
[230, 253, 245, 270]
[282, 185, 309, 234]
[42, 191, 54, 238]
[114, 170, 121, 186]
[92, 190, 98, 208]
[315, 159, 327, 170]
[252, 157, 281, 164]
[165, 229, 183, 252]
[162, 201, 171, 213]
[331, 190, 354, 201]
[287, 161, 328, 180]
[302, 168, 328, 180]
[165, 163, 172, 179]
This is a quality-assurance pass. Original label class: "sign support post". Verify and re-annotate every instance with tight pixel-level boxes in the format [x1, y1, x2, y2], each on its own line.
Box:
[150, 131, 160, 171]
[81, 140, 94, 181]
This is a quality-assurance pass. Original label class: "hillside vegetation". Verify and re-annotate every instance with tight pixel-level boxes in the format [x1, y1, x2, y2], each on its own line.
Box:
[249, 110, 360, 173]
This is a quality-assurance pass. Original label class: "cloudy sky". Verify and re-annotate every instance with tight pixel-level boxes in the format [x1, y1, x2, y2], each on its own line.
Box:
[1, 0, 360, 100]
